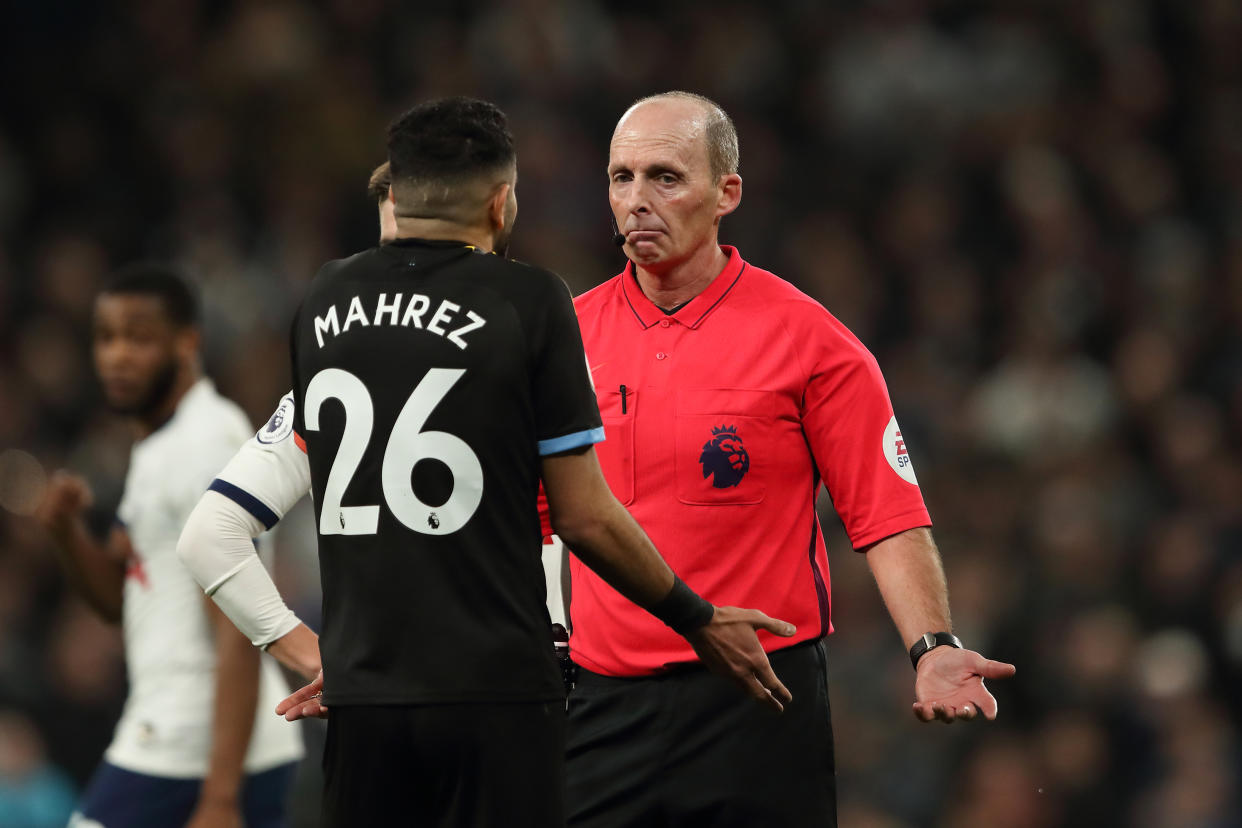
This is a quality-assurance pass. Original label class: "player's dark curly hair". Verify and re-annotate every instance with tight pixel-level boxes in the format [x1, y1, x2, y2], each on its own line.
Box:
[387, 97, 515, 187]
[101, 262, 199, 328]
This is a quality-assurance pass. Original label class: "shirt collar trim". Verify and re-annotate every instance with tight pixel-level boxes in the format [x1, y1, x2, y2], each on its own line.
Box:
[618, 246, 747, 330]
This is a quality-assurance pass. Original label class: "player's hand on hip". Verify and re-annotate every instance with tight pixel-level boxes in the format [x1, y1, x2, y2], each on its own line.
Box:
[912, 646, 1016, 724]
[276, 670, 329, 721]
[684, 606, 796, 713]
[34, 471, 93, 534]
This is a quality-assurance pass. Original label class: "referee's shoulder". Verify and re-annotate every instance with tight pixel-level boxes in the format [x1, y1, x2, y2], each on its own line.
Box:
[741, 263, 825, 315]
[571, 272, 622, 313]
[742, 263, 870, 347]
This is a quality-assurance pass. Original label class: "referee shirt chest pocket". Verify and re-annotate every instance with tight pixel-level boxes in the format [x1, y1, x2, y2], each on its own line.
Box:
[675, 388, 775, 505]
[596, 387, 636, 506]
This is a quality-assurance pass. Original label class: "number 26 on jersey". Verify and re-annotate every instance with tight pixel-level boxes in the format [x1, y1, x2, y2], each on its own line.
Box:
[304, 367, 483, 537]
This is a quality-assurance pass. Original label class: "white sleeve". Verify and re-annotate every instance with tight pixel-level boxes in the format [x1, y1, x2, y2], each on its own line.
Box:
[177, 490, 301, 647]
[542, 535, 568, 628]
[208, 392, 312, 529]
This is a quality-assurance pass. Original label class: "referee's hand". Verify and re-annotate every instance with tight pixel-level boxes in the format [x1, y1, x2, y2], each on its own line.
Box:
[684, 607, 796, 713]
[912, 646, 1016, 724]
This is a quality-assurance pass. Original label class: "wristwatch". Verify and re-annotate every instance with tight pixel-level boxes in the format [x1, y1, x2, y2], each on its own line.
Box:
[909, 631, 962, 670]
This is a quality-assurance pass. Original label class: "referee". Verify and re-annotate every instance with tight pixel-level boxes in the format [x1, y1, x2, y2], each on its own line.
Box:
[558, 92, 1018, 827]
[221, 98, 795, 827]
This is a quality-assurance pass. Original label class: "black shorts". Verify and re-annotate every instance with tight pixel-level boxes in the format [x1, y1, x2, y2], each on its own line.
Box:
[566, 638, 836, 828]
[322, 701, 566, 828]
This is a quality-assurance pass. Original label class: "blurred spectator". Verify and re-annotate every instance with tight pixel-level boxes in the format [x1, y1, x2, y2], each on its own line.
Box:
[0, 712, 77, 828]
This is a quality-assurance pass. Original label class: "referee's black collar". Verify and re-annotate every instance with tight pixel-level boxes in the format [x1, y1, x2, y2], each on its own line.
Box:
[620, 245, 747, 330]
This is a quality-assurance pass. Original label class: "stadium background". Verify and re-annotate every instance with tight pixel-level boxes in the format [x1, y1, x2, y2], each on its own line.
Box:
[1, 1, 1240, 825]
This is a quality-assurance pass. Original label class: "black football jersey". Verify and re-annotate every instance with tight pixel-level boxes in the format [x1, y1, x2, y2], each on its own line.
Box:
[290, 238, 602, 705]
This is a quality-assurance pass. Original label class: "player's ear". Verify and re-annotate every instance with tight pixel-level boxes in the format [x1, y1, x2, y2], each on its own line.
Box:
[175, 325, 201, 364]
[716, 173, 742, 218]
[487, 182, 512, 230]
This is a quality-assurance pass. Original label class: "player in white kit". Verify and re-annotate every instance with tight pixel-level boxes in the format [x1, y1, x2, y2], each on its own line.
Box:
[36, 264, 302, 828]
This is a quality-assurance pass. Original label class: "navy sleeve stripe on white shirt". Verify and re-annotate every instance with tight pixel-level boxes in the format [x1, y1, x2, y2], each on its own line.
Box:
[208, 479, 280, 530]
[537, 426, 606, 457]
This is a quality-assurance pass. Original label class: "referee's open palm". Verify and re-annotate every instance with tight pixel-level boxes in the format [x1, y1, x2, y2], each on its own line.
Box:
[912, 646, 1016, 723]
[684, 606, 797, 713]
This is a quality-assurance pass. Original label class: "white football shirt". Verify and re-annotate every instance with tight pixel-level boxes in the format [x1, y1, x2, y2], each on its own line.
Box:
[108, 379, 304, 778]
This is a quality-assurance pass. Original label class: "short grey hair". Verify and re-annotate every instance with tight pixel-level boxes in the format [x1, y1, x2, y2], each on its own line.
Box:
[628, 91, 739, 180]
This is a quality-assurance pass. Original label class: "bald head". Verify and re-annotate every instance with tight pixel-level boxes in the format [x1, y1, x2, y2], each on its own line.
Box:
[607, 92, 743, 282]
[615, 92, 739, 181]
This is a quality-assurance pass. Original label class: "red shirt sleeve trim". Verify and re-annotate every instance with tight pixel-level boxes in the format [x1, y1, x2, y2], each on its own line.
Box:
[850, 509, 933, 551]
[293, 431, 307, 454]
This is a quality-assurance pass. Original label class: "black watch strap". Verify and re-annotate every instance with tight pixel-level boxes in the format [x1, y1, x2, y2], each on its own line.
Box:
[909, 631, 962, 670]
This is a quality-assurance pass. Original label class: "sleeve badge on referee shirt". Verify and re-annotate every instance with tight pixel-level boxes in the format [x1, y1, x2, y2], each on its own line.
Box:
[883, 416, 919, 485]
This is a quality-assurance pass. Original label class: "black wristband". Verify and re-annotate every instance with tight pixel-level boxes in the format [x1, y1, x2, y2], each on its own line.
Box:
[648, 575, 715, 636]
[909, 631, 962, 670]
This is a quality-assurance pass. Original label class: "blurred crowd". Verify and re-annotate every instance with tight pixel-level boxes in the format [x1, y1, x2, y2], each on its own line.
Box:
[1, 0, 1240, 825]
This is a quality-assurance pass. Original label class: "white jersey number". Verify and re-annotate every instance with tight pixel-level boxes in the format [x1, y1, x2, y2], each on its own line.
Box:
[304, 367, 483, 536]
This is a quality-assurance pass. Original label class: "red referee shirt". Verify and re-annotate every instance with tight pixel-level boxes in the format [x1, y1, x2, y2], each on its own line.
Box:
[564, 246, 931, 677]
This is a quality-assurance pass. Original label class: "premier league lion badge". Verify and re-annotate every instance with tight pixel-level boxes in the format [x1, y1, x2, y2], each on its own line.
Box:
[699, 425, 749, 488]
[257, 395, 296, 444]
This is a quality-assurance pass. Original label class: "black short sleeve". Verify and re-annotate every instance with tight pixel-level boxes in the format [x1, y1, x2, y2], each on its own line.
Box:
[530, 277, 603, 455]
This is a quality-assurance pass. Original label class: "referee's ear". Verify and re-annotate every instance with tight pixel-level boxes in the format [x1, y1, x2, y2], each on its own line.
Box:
[715, 173, 742, 219]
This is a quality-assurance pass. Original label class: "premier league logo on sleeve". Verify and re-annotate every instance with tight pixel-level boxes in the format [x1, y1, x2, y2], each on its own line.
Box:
[257, 395, 296, 444]
[699, 425, 749, 488]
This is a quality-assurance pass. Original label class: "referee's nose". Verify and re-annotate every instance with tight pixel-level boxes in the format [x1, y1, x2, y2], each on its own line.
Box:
[618, 186, 652, 228]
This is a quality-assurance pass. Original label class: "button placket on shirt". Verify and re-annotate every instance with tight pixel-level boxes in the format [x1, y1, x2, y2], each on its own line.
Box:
[654, 316, 678, 361]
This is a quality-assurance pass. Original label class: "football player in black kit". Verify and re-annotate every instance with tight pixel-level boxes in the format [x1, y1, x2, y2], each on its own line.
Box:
[251, 98, 798, 827]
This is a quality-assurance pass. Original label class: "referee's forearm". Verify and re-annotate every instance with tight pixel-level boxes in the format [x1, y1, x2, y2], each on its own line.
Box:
[865, 527, 951, 648]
